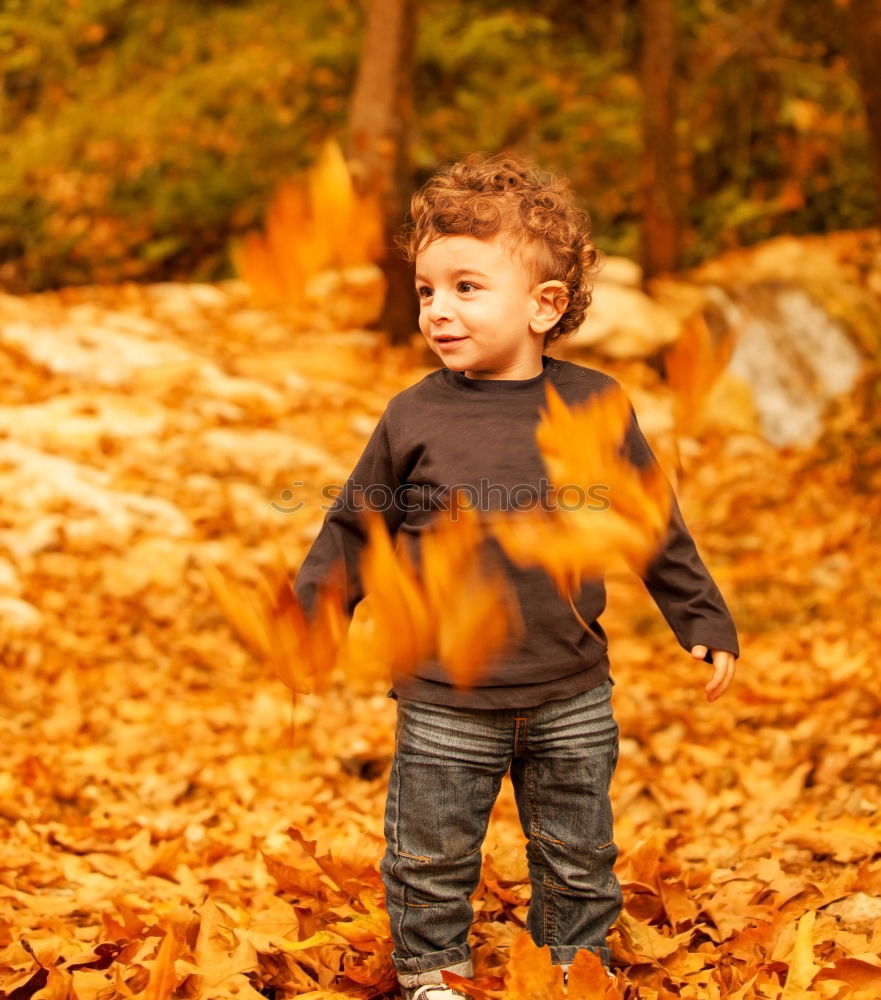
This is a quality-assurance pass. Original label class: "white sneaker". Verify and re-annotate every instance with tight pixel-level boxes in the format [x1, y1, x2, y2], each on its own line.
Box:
[404, 985, 469, 1000]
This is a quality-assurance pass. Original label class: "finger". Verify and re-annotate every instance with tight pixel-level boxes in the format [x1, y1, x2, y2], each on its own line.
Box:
[706, 654, 729, 697]
[691, 644, 708, 661]
[706, 652, 735, 701]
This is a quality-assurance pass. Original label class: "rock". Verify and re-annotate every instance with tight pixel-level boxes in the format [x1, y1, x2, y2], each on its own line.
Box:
[692, 230, 881, 362]
[0, 394, 169, 448]
[703, 283, 864, 447]
[595, 255, 643, 288]
[102, 537, 192, 599]
[0, 321, 197, 386]
[0, 440, 192, 546]
[304, 265, 386, 329]
[567, 283, 681, 359]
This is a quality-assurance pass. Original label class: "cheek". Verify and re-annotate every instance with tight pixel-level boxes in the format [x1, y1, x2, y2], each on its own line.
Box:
[418, 309, 432, 337]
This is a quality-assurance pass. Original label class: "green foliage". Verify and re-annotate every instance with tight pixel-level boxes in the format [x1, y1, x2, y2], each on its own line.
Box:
[413, 0, 876, 268]
[675, 0, 876, 264]
[412, 4, 642, 257]
[0, 0, 876, 291]
[0, 0, 359, 290]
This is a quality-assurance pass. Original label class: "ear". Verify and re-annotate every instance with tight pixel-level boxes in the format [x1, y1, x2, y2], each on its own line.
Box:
[529, 280, 569, 334]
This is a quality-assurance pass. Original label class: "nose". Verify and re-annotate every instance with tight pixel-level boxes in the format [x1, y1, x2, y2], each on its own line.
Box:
[425, 289, 452, 323]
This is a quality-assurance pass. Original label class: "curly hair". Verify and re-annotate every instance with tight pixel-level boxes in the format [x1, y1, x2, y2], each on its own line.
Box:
[398, 152, 601, 348]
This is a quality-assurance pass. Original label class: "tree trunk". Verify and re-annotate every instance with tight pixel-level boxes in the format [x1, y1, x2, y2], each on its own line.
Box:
[640, 0, 680, 279]
[849, 0, 881, 222]
[347, 0, 418, 345]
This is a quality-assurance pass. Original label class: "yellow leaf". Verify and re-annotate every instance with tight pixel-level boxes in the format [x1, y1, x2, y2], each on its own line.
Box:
[615, 909, 693, 963]
[143, 922, 188, 1000]
[781, 910, 820, 998]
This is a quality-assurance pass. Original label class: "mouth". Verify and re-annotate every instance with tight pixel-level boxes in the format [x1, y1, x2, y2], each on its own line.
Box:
[434, 336, 468, 348]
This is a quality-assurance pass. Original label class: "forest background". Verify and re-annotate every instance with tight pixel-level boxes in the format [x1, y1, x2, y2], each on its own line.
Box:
[2, 0, 881, 297]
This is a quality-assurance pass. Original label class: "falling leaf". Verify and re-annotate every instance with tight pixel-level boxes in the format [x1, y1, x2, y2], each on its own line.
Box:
[417, 499, 523, 688]
[663, 309, 734, 442]
[359, 509, 435, 675]
[202, 555, 348, 697]
[232, 139, 384, 307]
[359, 503, 523, 688]
[491, 382, 672, 593]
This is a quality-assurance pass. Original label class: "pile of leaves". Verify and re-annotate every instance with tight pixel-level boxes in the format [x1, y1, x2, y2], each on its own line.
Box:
[1, 279, 880, 998]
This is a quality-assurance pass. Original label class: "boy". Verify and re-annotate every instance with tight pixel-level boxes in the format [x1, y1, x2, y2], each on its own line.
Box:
[293, 153, 739, 999]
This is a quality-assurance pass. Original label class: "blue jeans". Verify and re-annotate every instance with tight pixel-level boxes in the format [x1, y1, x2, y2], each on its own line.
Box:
[380, 680, 621, 988]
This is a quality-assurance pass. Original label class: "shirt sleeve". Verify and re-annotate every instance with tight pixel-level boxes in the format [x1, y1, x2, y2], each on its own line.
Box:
[623, 404, 740, 662]
[292, 405, 406, 621]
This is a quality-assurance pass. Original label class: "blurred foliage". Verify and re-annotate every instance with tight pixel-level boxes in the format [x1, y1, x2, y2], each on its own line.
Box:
[0, 0, 359, 290]
[0, 0, 875, 292]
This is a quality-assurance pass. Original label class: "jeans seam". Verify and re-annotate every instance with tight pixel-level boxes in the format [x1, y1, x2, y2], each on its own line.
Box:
[390, 756, 408, 951]
[527, 759, 555, 947]
[544, 875, 557, 945]
[537, 832, 567, 846]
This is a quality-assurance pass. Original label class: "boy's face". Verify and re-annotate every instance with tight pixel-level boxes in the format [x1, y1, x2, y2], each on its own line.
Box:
[414, 234, 565, 381]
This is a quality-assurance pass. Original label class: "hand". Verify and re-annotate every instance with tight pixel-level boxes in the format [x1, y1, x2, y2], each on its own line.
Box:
[691, 645, 736, 702]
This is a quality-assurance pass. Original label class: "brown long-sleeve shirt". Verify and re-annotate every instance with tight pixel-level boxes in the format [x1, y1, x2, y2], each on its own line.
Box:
[293, 354, 739, 708]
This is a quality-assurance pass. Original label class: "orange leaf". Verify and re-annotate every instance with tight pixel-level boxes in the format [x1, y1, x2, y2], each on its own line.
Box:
[780, 911, 820, 998]
[567, 948, 623, 998]
[664, 310, 734, 440]
[143, 922, 187, 1000]
[490, 382, 671, 592]
[815, 957, 881, 989]
[502, 931, 565, 1000]
[615, 908, 694, 964]
[418, 500, 523, 688]
[359, 508, 435, 674]
[359, 503, 522, 688]
[202, 556, 347, 697]
[233, 138, 384, 307]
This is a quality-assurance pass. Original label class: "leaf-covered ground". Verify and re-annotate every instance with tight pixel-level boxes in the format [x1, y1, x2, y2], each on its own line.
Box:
[1, 281, 880, 999]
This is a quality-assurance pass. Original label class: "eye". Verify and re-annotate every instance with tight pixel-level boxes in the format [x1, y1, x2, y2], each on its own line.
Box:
[415, 285, 433, 300]
[457, 280, 477, 293]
